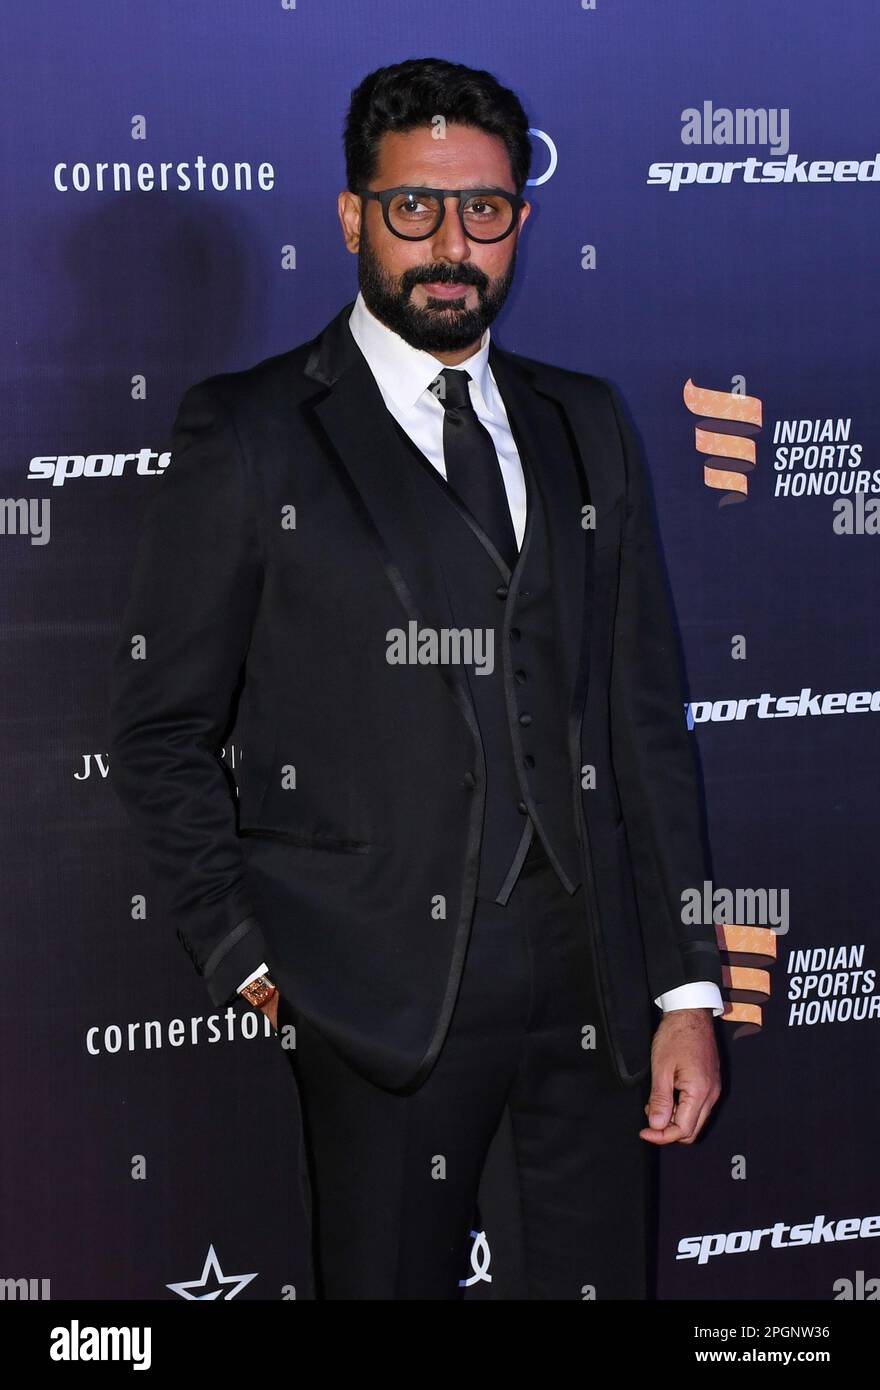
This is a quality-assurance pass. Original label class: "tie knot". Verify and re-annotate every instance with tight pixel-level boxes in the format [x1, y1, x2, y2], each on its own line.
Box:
[431, 368, 472, 412]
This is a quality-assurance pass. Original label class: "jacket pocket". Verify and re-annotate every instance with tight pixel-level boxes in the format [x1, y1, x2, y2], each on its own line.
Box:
[238, 826, 371, 854]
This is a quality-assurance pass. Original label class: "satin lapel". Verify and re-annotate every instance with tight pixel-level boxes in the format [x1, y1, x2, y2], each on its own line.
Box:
[302, 301, 595, 731]
[304, 302, 480, 741]
[487, 344, 594, 719]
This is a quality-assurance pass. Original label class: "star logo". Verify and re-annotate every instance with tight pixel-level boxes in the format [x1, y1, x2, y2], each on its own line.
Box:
[166, 1244, 258, 1300]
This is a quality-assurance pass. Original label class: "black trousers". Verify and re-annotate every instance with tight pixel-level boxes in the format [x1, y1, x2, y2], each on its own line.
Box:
[277, 835, 655, 1299]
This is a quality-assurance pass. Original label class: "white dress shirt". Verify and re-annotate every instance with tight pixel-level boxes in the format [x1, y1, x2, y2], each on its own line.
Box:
[237, 291, 723, 1019]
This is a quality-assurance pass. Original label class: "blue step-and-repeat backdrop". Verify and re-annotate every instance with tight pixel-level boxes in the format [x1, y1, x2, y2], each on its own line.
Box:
[2, 0, 878, 1303]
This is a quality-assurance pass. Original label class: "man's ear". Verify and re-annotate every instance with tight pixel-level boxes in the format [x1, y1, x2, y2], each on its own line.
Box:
[338, 190, 362, 253]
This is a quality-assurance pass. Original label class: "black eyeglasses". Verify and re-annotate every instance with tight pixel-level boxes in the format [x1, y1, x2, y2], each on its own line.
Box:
[354, 185, 524, 243]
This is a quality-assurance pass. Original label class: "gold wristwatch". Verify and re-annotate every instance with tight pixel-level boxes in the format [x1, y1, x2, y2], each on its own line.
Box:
[240, 974, 276, 1008]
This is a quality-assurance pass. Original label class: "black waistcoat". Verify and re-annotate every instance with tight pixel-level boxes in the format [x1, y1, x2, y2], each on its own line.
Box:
[388, 415, 583, 903]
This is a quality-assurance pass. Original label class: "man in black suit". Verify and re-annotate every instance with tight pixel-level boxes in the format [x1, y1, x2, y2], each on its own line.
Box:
[109, 57, 724, 1300]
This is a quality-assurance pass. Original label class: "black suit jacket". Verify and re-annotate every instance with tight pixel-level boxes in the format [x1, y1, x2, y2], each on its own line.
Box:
[108, 298, 723, 1092]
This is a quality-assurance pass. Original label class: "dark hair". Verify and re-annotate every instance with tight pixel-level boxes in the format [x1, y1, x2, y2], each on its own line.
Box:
[344, 57, 532, 196]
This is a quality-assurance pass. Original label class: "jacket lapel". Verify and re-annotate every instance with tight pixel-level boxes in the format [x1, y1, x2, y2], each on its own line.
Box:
[487, 345, 594, 712]
[305, 302, 480, 737]
[303, 299, 594, 727]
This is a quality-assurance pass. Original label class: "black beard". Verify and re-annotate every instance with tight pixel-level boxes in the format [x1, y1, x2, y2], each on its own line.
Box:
[356, 225, 517, 353]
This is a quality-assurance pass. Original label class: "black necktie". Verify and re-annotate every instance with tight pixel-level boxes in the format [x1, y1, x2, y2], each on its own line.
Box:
[431, 367, 519, 572]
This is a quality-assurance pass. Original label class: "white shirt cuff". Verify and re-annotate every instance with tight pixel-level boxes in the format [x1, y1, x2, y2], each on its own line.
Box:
[655, 981, 725, 1016]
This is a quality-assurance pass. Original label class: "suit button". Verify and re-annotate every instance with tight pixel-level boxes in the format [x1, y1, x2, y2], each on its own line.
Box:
[495, 584, 508, 599]
[519, 712, 533, 726]
[514, 669, 527, 684]
[463, 771, 477, 788]
[524, 754, 535, 768]
[517, 800, 529, 814]
[510, 627, 522, 641]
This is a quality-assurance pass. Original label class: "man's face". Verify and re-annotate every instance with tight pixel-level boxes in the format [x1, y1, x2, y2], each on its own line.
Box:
[338, 124, 530, 357]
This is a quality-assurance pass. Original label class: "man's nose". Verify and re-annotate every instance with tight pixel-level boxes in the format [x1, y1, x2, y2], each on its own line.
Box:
[429, 196, 471, 261]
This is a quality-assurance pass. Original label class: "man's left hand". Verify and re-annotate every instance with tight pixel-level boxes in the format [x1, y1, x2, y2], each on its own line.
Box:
[639, 1009, 721, 1145]
[258, 990, 280, 1033]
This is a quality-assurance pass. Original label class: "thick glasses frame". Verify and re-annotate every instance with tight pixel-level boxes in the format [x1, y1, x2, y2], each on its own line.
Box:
[355, 185, 524, 243]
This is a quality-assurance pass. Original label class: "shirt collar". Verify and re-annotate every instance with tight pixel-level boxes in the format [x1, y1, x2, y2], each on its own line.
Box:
[348, 288, 493, 411]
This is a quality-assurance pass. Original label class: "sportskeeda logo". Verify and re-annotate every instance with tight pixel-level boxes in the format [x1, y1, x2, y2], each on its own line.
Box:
[678, 1211, 880, 1264]
[27, 449, 169, 486]
[649, 101, 880, 191]
[685, 687, 880, 725]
